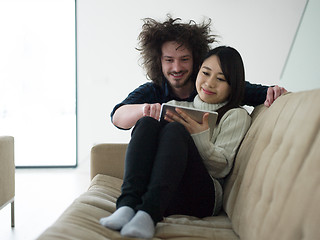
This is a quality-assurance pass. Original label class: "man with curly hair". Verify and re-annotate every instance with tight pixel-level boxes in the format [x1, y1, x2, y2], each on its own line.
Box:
[111, 16, 286, 129]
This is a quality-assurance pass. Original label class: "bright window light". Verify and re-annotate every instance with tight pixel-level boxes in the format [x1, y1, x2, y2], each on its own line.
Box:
[0, 0, 76, 167]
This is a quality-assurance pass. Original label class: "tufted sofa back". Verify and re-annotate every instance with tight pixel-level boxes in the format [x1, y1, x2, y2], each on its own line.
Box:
[223, 89, 320, 240]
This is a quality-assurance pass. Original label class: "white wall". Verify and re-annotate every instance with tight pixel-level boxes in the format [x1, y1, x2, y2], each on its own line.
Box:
[76, 0, 307, 163]
[280, 0, 320, 91]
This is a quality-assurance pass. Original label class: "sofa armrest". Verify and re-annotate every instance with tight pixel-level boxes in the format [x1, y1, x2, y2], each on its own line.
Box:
[90, 143, 127, 180]
[0, 136, 15, 208]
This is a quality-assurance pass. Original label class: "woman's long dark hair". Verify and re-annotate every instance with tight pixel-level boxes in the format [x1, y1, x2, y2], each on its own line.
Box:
[203, 46, 245, 122]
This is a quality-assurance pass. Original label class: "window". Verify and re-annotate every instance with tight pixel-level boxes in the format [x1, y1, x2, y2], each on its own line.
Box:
[0, 0, 76, 167]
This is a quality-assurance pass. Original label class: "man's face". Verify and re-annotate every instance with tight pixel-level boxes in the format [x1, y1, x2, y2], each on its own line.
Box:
[161, 41, 193, 90]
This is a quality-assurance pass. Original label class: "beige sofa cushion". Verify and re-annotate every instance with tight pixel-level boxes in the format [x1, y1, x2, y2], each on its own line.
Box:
[223, 89, 320, 240]
[38, 174, 239, 239]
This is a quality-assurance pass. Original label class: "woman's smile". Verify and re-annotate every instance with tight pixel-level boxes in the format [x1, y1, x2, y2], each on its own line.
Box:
[201, 87, 215, 95]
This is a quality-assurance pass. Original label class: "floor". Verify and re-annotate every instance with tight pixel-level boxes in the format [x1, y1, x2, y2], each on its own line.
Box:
[0, 157, 91, 240]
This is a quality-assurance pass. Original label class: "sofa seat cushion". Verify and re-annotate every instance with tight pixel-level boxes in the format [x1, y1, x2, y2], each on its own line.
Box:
[38, 174, 238, 240]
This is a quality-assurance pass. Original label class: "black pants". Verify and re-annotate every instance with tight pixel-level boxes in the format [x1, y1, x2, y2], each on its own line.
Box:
[116, 117, 215, 224]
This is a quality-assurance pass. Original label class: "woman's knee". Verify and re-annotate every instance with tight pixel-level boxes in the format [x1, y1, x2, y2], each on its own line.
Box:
[163, 122, 188, 135]
[159, 122, 191, 144]
[137, 116, 157, 124]
[135, 116, 160, 129]
[132, 117, 161, 135]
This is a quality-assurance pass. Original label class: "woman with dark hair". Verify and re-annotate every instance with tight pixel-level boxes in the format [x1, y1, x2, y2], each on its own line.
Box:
[100, 46, 251, 239]
[206, 46, 246, 122]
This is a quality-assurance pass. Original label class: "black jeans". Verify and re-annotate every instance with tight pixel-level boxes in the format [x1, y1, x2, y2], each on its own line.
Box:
[116, 117, 215, 224]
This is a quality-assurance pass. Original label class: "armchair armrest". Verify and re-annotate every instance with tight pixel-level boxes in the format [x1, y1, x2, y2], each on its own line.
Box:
[90, 143, 127, 180]
[0, 136, 15, 209]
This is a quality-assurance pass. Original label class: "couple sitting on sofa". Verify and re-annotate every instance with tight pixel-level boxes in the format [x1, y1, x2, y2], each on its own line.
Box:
[100, 17, 287, 239]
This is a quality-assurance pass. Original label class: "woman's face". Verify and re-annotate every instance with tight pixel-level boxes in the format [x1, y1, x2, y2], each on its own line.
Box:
[196, 55, 231, 104]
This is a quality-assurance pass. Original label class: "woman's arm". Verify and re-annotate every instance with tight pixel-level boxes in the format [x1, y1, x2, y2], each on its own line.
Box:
[192, 108, 251, 179]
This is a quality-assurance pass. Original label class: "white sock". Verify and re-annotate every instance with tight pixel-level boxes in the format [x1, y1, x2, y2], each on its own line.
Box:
[120, 210, 155, 239]
[100, 206, 135, 230]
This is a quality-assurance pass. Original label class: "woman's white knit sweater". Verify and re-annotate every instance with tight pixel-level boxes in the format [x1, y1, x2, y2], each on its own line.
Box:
[167, 95, 251, 214]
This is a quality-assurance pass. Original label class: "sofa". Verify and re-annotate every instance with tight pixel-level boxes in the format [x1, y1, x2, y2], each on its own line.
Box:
[38, 89, 320, 240]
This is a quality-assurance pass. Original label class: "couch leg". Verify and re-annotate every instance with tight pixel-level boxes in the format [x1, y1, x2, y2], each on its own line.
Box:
[11, 200, 15, 228]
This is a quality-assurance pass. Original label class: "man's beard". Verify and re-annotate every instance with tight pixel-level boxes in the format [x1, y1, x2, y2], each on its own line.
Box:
[170, 75, 191, 89]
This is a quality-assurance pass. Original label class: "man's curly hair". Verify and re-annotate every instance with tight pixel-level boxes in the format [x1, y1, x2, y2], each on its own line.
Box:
[137, 16, 217, 86]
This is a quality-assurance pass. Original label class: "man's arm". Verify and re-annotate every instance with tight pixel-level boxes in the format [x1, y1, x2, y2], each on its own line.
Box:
[112, 103, 161, 129]
[112, 104, 145, 130]
[110, 83, 164, 129]
[243, 81, 268, 107]
[244, 81, 287, 107]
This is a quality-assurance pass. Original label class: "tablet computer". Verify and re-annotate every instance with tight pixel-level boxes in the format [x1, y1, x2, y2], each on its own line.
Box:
[159, 103, 218, 130]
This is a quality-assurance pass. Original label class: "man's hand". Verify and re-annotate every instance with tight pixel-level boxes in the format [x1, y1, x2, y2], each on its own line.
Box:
[264, 85, 288, 107]
[142, 103, 162, 120]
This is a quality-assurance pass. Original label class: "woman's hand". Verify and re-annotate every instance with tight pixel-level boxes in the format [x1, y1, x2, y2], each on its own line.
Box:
[164, 108, 210, 134]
